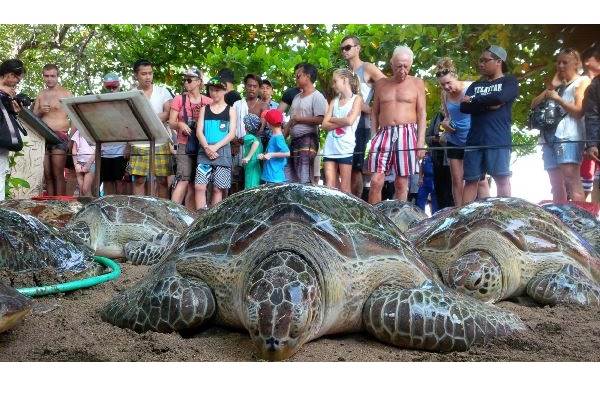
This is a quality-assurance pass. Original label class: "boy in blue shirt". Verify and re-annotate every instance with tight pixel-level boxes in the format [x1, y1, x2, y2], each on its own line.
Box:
[259, 109, 290, 183]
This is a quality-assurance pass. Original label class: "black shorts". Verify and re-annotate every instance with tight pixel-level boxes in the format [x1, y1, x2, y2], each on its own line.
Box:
[324, 156, 353, 165]
[100, 156, 127, 182]
[352, 126, 370, 171]
[446, 142, 465, 160]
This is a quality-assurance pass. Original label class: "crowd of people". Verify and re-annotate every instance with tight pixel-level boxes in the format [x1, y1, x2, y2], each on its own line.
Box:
[1, 35, 599, 213]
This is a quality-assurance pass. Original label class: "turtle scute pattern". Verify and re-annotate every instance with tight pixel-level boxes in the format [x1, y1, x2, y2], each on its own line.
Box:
[65, 195, 196, 264]
[0, 198, 88, 228]
[0, 208, 103, 287]
[541, 203, 600, 256]
[374, 200, 428, 232]
[407, 197, 600, 307]
[102, 184, 524, 360]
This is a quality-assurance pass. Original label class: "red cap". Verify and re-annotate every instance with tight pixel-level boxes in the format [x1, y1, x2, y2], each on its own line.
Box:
[264, 109, 283, 126]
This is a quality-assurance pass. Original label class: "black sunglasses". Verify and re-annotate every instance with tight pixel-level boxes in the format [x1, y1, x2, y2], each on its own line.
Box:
[340, 44, 357, 52]
[183, 77, 198, 84]
[435, 68, 451, 78]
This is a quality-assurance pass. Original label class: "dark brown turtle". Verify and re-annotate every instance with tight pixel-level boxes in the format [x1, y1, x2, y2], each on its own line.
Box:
[0, 198, 88, 228]
[102, 184, 523, 361]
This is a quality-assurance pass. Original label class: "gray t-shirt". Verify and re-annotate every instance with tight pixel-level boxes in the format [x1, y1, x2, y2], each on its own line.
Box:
[289, 90, 328, 138]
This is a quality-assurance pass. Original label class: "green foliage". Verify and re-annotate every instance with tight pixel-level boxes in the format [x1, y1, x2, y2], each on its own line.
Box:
[5, 143, 31, 199]
[0, 24, 584, 157]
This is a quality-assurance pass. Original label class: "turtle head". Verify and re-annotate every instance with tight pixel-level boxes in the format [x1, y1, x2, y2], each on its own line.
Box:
[443, 250, 503, 303]
[245, 251, 321, 361]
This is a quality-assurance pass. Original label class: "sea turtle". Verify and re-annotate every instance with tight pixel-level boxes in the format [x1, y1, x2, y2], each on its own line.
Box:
[407, 197, 600, 307]
[0, 198, 88, 228]
[101, 184, 523, 361]
[0, 208, 104, 288]
[0, 283, 32, 334]
[541, 203, 600, 255]
[65, 196, 196, 265]
[374, 200, 428, 232]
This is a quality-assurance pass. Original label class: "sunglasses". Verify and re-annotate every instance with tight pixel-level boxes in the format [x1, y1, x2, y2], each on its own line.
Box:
[435, 68, 451, 78]
[104, 83, 119, 89]
[183, 77, 199, 84]
[340, 44, 357, 52]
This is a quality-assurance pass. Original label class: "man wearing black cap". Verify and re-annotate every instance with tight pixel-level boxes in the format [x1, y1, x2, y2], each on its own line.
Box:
[460, 45, 519, 204]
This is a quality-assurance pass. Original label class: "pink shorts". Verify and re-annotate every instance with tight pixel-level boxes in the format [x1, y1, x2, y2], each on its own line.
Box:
[367, 124, 419, 176]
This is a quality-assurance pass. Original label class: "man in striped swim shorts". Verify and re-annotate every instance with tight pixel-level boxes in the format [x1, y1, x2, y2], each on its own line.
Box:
[367, 45, 426, 204]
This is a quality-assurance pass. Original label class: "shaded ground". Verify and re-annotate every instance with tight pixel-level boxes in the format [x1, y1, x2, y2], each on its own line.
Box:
[1, 263, 599, 362]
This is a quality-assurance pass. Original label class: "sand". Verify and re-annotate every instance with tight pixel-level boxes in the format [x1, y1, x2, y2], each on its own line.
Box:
[1, 262, 599, 362]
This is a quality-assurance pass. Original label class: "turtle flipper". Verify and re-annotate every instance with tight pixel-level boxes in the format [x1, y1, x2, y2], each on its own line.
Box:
[124, 232, 178, 265]
[527, 265, 600, 306]
[363, 280, 524, 352]
[101, 262, 215, 332]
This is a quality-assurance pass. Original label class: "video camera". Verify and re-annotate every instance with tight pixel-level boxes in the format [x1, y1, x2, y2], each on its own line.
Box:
[0, 91, 32, 114]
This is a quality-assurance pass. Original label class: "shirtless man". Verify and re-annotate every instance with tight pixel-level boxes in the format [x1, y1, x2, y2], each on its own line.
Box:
[340, 35, 386, 196]
[367, 46, 426, 204]
[34, 64, 73, 196]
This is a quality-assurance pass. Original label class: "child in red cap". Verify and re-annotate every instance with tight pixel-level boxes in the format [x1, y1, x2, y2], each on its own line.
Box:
[259, 109, 290, 183]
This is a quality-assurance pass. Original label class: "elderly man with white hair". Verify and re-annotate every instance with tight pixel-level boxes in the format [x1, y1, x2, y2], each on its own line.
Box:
[367, 45, 426, 204]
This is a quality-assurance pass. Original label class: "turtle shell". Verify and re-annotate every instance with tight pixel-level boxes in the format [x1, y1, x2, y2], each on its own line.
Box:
[409, 198, 598, 267]
[0, 208, 100, 286]
[169, 184, 430, 272]
[542, 203, 600, 255]
[374, 200, 428, 232]
[0, 199, 87, 228]
[70, 195, 195, 232]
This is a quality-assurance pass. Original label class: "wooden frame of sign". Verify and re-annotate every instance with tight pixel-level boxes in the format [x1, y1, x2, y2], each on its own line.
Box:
[61, 90, 171, 196]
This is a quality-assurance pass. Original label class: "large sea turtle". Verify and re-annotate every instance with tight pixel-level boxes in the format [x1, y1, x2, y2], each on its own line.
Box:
[101, 184, 523, 361]
[541, 203, 600, 255]
[0, 208, 104, 287]
[0, 283, 32, 333]
[0, 198, 88, 228]
[65, 196, 196, 265]
[407, 197, 600, 306]
[374, 200, 428, 232]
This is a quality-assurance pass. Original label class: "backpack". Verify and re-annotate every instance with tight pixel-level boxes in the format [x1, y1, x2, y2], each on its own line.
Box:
[528, 82, 573, 143]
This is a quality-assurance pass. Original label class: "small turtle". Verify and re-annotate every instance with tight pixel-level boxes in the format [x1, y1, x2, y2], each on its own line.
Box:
[0, 208, 103, 288]
[102, 184, 523, 361]
[65, 196, 196, 265]
[541, 203, 600, 255]
[0, 199, 88, 228]
[374, 200, 428, 232]
[0, 283, 32, 334]
[407, 197, 600, 307]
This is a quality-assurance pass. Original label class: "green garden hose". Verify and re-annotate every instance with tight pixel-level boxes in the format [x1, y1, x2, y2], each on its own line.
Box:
[16, 256, 121, 297]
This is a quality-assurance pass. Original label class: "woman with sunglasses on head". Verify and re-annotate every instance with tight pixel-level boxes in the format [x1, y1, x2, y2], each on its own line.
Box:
[531, 49, 591, 202]
[169, 67, 212, 210]
[321, 68, 363, 193]
[435, 58, 490, 206]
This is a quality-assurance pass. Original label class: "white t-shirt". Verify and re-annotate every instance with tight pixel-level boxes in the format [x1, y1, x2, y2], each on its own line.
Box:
[554, 75, 590, 141]
[133, 84, 173, 148]
[323, 95, 358, 158]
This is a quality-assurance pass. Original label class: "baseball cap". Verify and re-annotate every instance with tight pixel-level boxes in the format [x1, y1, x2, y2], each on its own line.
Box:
[183, 67, 202, 78]
[243, 114, 261, 134]
[487, 45, 507, 62]
[264, 109, 283, 126]
[261, 79, 273, 87]
[103, 72, 120, 84]
[206, 76, 227, 90]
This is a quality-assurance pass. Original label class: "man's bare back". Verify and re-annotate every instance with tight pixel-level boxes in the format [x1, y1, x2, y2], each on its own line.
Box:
[34, 85, 72, 132]
[374, 76, 423, 127]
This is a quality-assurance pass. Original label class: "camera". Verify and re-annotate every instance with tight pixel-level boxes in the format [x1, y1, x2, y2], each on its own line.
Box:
[0, 91, 32, 114]
[186, 117, 197, 131]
